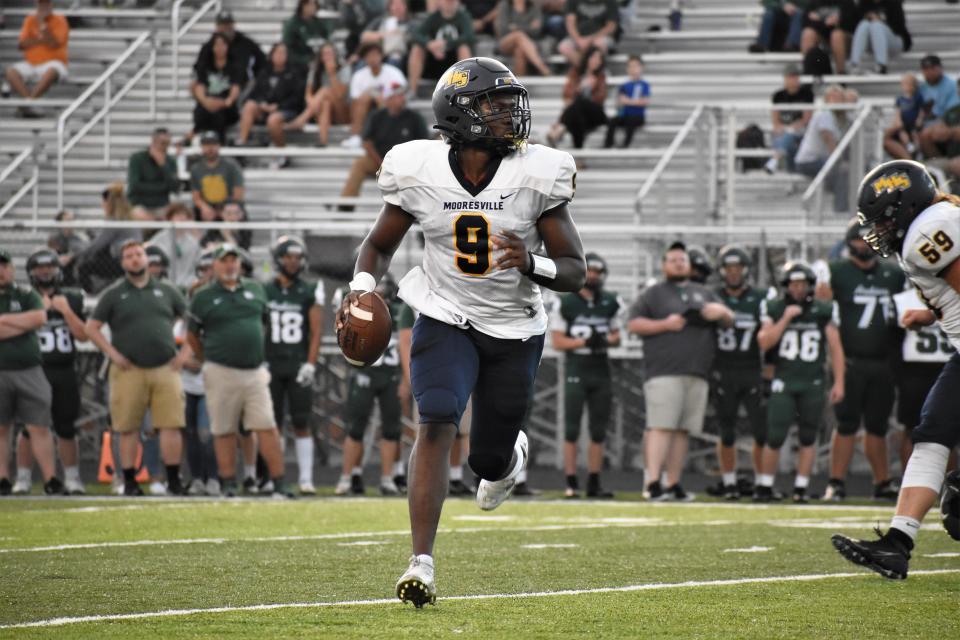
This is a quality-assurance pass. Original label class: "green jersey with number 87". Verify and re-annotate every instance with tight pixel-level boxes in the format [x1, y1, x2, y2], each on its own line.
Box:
[264, 278, 324, 376]
[714, 286, 767, 369]
[761, 298, 838, 383]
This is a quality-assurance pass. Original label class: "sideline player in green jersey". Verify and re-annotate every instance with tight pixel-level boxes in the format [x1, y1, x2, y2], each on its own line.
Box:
[756, 261, 845, 503]
[334, 274, 415, 496]
[709, 245, 769, 500]
[550, 252, 622, 498]
[264, 236, 324, 495]
[817, 219, 904, 501]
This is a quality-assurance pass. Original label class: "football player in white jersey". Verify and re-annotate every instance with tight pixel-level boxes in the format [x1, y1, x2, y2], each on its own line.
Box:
[335, 57, 586, 606]
[833, 160, 960, 579]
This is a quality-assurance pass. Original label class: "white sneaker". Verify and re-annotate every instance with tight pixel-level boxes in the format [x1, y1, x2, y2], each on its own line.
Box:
[476, 431, 527, 511]
[12, 480, 32, 495]
[763, 157, 777, 174]
[111, 477, 124, 495]
[379, 478, 401, 496]
[148, 481, 168, 496]
[205, 478, 221, 496]
[64, 478, 86, 495]
[395, 555, 436, 608]
[187, 480, 207, 496]
[334, 476, 352, 496]
[299, 481, 316, 496]
[340, 134, 362, 149]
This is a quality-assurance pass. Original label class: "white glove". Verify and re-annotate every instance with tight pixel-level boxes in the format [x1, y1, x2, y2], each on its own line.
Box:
[296, 362, 316, 387]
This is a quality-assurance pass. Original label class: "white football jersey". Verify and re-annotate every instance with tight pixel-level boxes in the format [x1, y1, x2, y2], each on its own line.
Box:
[379, 139, 576, 340]
[898, 200, 960, 351]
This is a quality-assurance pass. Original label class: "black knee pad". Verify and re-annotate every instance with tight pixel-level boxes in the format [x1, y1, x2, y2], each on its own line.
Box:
[941, 471, 960, 541]
[53, 422, 76, 440]
[468, 452, 510, 482]
[798, 427, 818, 448]
[864, 420, 890, 438]
[835, 421, 860, 437]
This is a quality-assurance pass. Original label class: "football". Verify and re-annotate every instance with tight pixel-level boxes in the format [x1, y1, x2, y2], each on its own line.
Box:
[338, 291, 393, 367]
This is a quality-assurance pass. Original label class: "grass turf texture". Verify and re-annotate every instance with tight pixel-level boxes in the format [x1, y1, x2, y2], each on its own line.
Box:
[1, 497, 958, 638]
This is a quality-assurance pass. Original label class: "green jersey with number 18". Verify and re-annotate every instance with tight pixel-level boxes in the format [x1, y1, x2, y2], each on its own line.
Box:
[264, 277, 324, 376]
[761, 298, 838, 383]
[378, 139, 576, 340]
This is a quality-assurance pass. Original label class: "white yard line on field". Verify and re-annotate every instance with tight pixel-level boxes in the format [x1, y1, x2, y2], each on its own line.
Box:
[2, 569, 958, 630]
[723, 546, 773, 553]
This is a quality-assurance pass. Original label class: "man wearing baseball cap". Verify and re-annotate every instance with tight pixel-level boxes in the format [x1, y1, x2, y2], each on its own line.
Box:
[193, 10, 267, 85]
[186, 244, 292, 498]
[190, 130, 245, 222]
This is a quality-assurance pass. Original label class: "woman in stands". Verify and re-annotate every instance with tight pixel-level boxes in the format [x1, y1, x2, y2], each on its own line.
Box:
[800, 0, 859, 75]
[75, 184, 142, 293]
[847, 0, 912, 75]
[494, 0, 552, 77]
[547, 46, 608, 153]
[287, 43, 351, 147]
[190, 33, 243, 145]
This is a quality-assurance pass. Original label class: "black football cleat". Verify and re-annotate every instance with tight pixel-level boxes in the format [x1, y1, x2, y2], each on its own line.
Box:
[448, 479, 473, 496]
[831, 528, 910, 580]
[0, 477, 10, 496]
[941, 470, 960, 541]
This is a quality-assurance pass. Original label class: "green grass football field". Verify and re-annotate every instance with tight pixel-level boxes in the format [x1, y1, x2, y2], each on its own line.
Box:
[1, 493, 959, 638]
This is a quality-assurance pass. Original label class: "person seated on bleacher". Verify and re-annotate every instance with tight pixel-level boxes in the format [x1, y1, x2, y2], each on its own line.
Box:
[464, 0, 499, 36]
[800, 0, 858, 75]
[283, 0, 331, 69]
[749, 0, 805, 54]
[547, 46, 608, 153]
[557, 0, 618, 67]
[603, 54, 648, 148]
[917, 55, 960, 159]
[793, 84, 850, 211]
[342, 42, 408, 149]
[5, 0, 69, 118]
[494, 0, 552, 77]
[847, 0, 911, 75]
[287, 43, 351, 147]
[765, 63, 813, 173]
[190, 131, 245, 222]
[190, 33, 244, 146]
[360, 0, 413, 70]
[236, 43, 306, 166]
[194, 10, 268, 88]
[199, 201, 253, 251]
[127, 128, 180, 222]
[338, 79, 429, 211]
[340, 0, 387, 62]
[406, 0, 475, 96]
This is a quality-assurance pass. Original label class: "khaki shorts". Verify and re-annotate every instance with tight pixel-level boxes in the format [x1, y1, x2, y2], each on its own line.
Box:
[109, 364, 185, 432]
[203, 361, 276, 437]
[643, 375, 709, 434]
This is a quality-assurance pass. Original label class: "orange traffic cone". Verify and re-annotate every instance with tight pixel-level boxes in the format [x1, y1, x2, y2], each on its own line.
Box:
[98, 432, 150, 483]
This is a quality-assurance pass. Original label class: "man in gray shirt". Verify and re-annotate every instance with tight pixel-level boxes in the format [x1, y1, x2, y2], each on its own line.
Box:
[628, 242, 734, 501]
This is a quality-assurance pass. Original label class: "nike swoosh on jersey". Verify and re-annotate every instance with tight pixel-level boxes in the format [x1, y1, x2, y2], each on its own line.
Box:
[500, 192, 518, 200]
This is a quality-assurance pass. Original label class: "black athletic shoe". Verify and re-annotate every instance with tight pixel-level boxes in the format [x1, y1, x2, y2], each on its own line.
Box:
[0, 478, 10, 495]
[167, 478, 186, 497]
[823, 479, 846, 502]
[448, 479, 473, 496]
[221, 481, 238, 498]
[665, 484, 694, 502]
[753, 486, 783, 503]
[643, 481, 666, 501]
[873, 479, 899, 502]
[705, 481, 725, 497]
[43, 477, 65, 495]
[123, 483, 144, 497]
[723, 484, 740, 501]
[242, 477, 259, 495]
[393, 474, 407, 493]
[586, 486, 614, 499]
[792, 487, 809, 504]
[513, 482, 539, 497]
[831, 528, 910, 580]
[271, 482, 295, 500]
[350, 474, 365, 496]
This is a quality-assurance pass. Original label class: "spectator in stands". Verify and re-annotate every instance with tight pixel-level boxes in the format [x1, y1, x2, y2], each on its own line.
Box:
[47, 209, 89, 287]
[766, 64, 814, 173]
[200, 201, 253, 251]
[541, 0, 569, 38]
[127, 128, 179, 222]
[917, 54, 960, 159]
[495, 0, 552, 77]
[343, 43, 408, 149]
[339, 79, 428, 210]
[288, 43, 351, 147]
[195, 10, 267, 87]
[547, 46, 608, 153]
[557, 0, 618, 66]
[800, 0, 858, 75]
[75, 184, 141, 294]
[190, 131, 245, 222]
[848, 0, 911, 75]
[85, 240, 190, 496]
[627, 242, 734, 501]
[407, 0, 475, 96]
[5, 0, 69, 117]
[186, 244, 293, 498]
[283, 0, 331, 68]
[883, 73, 924, 159]
[794, 84, 849, 211]
[465, 0, 499, 36]
[750, 0, 805, 53]
[341, 0, 386, 60]
[148, 203, 202, 290]
[0, 248, 62, 496]
[360, 0, 413, 69]
[604, 55, 648, 148]
[191, 33, 243, 145]
[236, 43, 305, 165]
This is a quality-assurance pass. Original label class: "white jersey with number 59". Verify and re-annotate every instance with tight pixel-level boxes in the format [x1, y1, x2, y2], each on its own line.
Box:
[898, 200, 960, 351]
[378, 138, 576, 339]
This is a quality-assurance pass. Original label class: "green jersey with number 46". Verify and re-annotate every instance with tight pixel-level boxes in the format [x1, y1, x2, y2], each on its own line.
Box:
[714, 286, 766, 370]
[827, 260, 903, 358]
[761, 298, 838, 383]
[333, 287, 416, 369]
[36, 288, 85, 367]
[265, 277, 324, 376]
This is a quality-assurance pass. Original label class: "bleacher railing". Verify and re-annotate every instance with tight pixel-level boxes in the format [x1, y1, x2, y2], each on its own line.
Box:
[170, 0, 221, 94]
[56, 31, 158, 210]
[0, 145, 40, 222]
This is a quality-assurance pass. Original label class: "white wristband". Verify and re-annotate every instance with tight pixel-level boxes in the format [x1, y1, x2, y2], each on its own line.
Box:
[530, 254, 557, 280]
[349, 272, 377, 292]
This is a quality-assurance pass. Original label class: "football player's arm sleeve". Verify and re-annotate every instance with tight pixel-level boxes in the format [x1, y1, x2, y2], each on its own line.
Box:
[533, 204, 586, 292]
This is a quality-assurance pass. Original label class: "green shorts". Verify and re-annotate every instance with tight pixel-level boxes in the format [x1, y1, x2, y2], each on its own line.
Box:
[766, 378, 825, 449]
[834, 357, 895, 437]
[711, 367, 766, 447]
[345, 366, 401, 442]
[269, 370, 314, 431]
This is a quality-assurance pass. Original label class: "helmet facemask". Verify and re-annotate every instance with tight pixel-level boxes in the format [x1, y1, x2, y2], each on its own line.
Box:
[458, 87, 531, 154]
[858, 206, 903, 258]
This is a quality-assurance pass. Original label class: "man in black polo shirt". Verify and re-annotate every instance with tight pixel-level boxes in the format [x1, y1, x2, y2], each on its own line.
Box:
[186, 244, 291, 498]
[339, 79, 429, 211]
[766, 64, 814, 174]
[85, 240, 190, 496]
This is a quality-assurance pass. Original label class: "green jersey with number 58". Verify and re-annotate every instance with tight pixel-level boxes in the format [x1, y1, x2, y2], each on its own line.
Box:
[827, 260, 903, 358]
[761, 298, 838, 382]
[713, 286, 766, 370]
[264, 277, 324, 376]
[35, 288, 85, 367]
